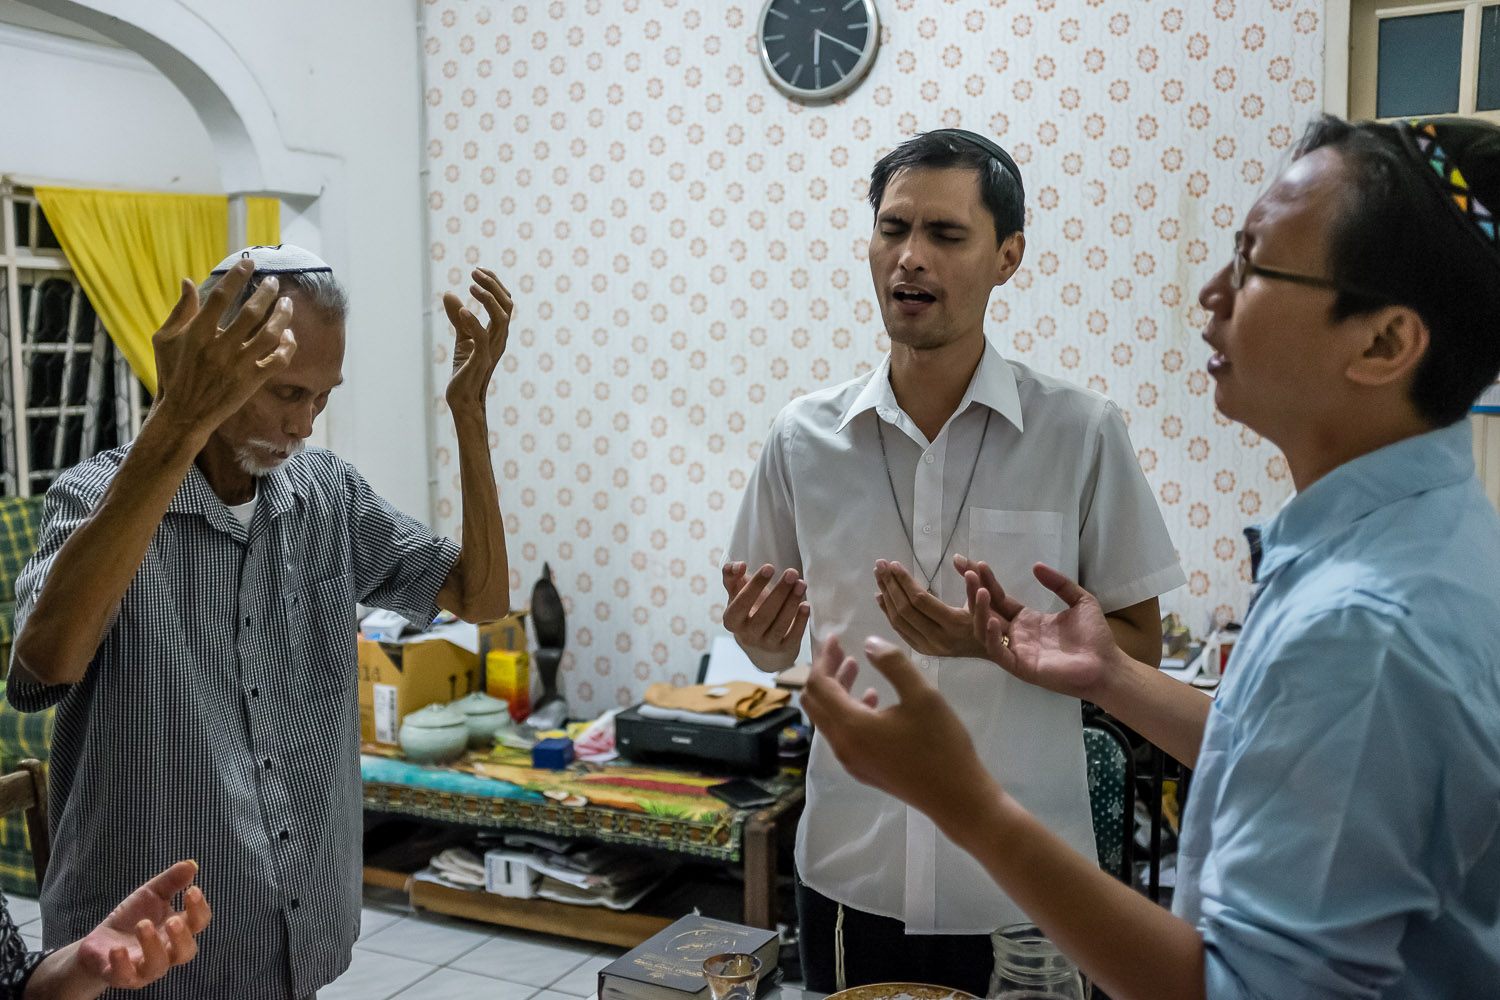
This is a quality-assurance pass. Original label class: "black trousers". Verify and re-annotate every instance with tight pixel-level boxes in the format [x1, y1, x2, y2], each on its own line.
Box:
[795, 878, 994, 997]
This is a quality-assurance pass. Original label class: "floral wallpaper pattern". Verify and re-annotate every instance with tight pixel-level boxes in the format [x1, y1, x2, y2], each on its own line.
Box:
[420, 0, 1323, 716]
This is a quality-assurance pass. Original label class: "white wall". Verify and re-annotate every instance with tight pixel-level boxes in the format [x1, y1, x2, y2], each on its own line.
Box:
[0, 23, 219, 192]
[5, 0, 434, 523]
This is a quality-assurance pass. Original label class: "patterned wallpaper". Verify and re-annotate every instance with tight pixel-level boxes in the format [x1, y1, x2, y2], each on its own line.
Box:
[420, 0, 1323, 717]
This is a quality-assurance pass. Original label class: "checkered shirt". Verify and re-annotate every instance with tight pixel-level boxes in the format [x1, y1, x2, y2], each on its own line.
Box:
[6, 446, 460, 999]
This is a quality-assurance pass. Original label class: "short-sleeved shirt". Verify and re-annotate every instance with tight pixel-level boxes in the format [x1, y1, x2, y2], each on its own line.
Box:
[726, 341, 1185, 933]
[1175, 420, 1500, 999]
[7, 445, 460, 1000]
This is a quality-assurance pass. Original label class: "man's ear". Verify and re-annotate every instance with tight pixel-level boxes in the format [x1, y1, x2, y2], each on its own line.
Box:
[994, 231, 1026, 286]
[1345, 305, 1430, 388]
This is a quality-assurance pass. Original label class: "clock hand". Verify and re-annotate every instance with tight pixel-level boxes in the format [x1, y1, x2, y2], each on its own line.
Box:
[813, 29, 821, 65]
[824, 32, 865, 56]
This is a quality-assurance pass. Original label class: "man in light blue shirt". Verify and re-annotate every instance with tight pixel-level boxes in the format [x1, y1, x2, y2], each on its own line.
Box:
[796, 113, 1500, 1000]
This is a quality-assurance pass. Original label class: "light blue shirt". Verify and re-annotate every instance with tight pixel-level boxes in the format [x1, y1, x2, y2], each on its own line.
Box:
[1173, 420, 1500, 999]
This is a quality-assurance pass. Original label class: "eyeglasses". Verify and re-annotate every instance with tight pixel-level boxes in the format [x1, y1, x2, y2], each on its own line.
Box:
[1229, 231, 1344, 292]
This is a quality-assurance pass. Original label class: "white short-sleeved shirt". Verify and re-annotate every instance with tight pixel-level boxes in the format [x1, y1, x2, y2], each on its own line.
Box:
[726, 340, 1185, 933]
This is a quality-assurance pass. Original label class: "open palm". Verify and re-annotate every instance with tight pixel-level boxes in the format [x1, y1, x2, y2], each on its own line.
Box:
[965, 560, 1124, 703]
[73, 861, 211, 990]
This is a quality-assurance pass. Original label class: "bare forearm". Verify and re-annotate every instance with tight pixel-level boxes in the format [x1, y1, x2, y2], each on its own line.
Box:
[435, 406, 510, 621]
[23, 943, 104, 1000]
[12, 413, 205, 687]
[1094, 655, 1212, 768]
[1105, 611, 1160, 668]
[944, 782, 1205, 1000]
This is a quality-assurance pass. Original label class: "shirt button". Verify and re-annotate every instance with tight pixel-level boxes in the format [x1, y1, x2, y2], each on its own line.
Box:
[250, 687, 260, 698]
[280, 829, 290, 841]
[924, 453, 935, 464]
[264, 758, 273, 770]
[244, 616, 252, 627]
[290, 898, 300, 910]
[921, 523, 933, 535]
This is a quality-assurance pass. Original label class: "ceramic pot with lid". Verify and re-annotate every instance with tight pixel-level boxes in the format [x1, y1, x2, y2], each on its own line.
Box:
[454, 691, 512, 749]
[397, 703, 469, 764]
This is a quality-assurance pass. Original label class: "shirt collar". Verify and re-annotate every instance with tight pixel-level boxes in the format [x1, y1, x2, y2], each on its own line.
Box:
[167, 455, 301, 537]
[835, 338, 1025, 434]
[1251, 420, 1476, 581]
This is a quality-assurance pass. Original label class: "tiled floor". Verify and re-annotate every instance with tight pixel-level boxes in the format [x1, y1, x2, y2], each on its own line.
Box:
[7, 885, 817, 1000]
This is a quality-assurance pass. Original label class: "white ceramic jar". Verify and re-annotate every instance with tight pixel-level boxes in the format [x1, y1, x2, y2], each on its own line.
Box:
[397, 703, 469, 764]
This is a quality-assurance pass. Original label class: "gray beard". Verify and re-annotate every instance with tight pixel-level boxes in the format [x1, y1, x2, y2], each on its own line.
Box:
[234, 438, 304, 477]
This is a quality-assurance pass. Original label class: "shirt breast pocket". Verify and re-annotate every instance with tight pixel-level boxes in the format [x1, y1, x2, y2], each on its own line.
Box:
[968, 508, 1066, 613]
[292, 576, 357, 696]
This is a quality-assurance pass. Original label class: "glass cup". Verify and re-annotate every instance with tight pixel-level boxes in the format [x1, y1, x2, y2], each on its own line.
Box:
[990, 923, 1085, 1000]
[701, 953, 763, 1000]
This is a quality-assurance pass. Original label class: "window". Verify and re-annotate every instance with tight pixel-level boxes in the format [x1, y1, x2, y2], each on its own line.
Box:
[1350, 1, 1500, 121]
[0, 180, 145, 496]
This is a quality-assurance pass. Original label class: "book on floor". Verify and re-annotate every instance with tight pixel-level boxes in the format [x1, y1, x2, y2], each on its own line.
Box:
[597, 912, 780, 1000]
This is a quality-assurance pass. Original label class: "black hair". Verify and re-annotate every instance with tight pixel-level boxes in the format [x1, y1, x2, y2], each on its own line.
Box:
[1295, 115, 1500, 427]
[868, 131, 1025, 245]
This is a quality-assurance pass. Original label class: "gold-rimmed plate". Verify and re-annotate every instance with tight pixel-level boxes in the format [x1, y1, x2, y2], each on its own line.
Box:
[825, 983, 978, 1000]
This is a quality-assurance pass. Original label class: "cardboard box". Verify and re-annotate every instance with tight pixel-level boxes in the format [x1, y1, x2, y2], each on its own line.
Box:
[358, 611, 529, 747]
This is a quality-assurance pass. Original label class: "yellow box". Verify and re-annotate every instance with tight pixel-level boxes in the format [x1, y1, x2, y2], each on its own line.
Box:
[358, 611, 529, 746]
[485, 649, 532, 722]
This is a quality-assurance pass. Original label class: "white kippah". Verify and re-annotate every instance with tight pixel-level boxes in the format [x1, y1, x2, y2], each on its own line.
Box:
[209, 244, 332, 275]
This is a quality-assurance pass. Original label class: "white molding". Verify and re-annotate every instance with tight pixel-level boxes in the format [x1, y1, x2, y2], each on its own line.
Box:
[1325, 1, 1352, 117]
[0, 19, 145, 70]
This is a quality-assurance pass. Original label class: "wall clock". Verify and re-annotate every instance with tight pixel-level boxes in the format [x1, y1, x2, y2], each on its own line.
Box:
[757, 0, 880, 104]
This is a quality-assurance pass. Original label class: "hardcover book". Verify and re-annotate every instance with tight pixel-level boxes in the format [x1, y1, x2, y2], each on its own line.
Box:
[597, 913, 780, 1000]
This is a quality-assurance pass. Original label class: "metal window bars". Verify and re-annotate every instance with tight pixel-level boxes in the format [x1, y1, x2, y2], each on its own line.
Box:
[0, 182, 144, 496]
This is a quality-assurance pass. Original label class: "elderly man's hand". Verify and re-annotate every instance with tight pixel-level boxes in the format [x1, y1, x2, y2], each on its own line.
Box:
[150, 259, 296, 437]
[873, 557, 988, 659]
[442, 268, 512, 412]
[800, 635, 990, 825]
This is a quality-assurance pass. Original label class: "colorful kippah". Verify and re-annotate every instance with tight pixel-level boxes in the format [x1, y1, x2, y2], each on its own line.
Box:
[931, 128, 1025, 203]
[209, 244, 333, 276]
[1398, 118, 1500, 267]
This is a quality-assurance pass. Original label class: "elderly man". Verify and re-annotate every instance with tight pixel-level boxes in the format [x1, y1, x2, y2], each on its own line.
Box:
[7, 245, 513, 999]
[722, 130, 1184, 994]
[803, 115, 1500, 1000]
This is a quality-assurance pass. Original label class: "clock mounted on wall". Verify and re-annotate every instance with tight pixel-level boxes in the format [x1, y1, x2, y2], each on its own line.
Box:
[757, 0, 880, 104]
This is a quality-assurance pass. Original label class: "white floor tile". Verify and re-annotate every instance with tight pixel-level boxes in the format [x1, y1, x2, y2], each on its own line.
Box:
[6, 895, 40, 926]
[356, 913, 493, 966]
[449, 930, 599, 988]
[548, 948, 623, 997]
[389, 966, 541, 1000]
[19, 930, 42, 952]
[533, 990, 590, 1000]
[359, 905, 403, 940]
[320, 948, 436, 1000]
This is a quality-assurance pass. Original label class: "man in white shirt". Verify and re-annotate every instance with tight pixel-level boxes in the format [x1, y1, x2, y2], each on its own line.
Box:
[722, 129, 1184, 994]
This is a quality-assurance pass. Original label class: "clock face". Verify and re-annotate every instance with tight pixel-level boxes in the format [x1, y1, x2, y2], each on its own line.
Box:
[758, 0, 880, 102]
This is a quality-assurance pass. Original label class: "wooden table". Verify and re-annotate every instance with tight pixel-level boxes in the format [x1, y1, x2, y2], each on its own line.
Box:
[360, 756, 804, 948]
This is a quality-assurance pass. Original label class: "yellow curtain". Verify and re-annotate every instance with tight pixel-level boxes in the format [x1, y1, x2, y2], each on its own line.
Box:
[33, 188, 228, 396]
[246, 197, 280, 247]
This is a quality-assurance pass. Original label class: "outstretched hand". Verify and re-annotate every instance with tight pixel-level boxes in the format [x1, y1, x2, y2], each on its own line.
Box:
[962, 558, 1124, 702]
[800, 635, 990, 824]
[150, 259, 296, 436]
[443, 267, 513, 410]
[873, 557, 987, 658]
[721, 562, 809, 667]
[68, 859, 212, 992]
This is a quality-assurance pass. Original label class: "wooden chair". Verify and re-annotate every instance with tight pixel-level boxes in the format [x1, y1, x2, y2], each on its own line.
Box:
[0, 759, 48, 885]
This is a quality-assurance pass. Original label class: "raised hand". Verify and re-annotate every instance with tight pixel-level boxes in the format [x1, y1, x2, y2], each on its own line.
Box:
[443, 267, 513, 410]
[68, 860, 212, 991]
[964, 558, 1125, 702]
[873, 557, 987, 658]
[150, 259, 296, 437]
[801, 635, 989, 824]
[721, 562, 810, 669]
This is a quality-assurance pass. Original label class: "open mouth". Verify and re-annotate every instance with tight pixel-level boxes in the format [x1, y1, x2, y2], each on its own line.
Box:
[893, 290, 936, 303]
